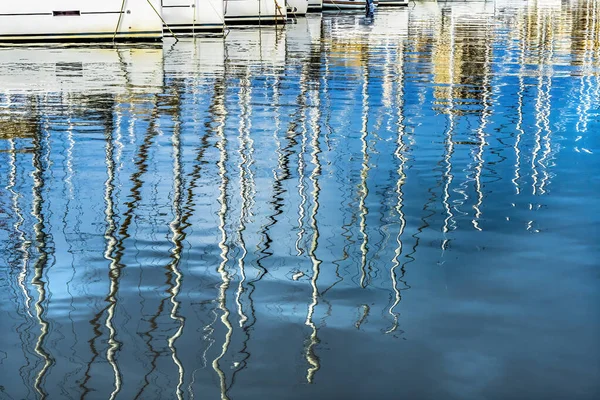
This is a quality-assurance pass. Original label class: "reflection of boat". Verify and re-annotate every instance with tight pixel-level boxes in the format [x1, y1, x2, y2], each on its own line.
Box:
[287, 0, 309, 15]
[161, 0, 225, 34]
[224, 0, 287, 25]
[0, 47, 164, 94]
[0, 0, 163, 42]
[285, 13, 322, 55]
[368, 8, 409, 38]
[163, 37, 225, 76]
[224, 27, 286, 68]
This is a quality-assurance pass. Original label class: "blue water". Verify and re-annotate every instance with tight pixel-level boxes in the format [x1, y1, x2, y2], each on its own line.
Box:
[1, 2, 599, 399]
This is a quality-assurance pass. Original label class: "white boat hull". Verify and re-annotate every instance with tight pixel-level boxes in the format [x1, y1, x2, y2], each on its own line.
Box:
[322, 0, 371, 10]
[377, 0, 407, 5]
[286, 0, 309, 16]
[224, 0, 287, 25]
[162, 0, 225, 33]
[308, 0, 323, 11]
[0, 0, 163, 42]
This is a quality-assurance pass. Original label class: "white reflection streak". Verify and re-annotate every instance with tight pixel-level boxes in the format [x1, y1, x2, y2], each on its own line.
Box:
[538, 13, 555, 195]
[212, 97, 232, 400]
[236, 71, 252, 328]
[359, 66, 370, 289]
[577, 0, 593, 133]
[387, 42, 407, 334]
[103, 109, 121, 400]
[8, 137, 33, 318]
[296, 74, 309, 256]
[442, 13, 456, 248]
[168, 118, 185, 400]
[531, 10, 545, 197]
[32, 111, 51, 399]
[305, 86, 322, 383]
[513, 21, 526, 195]
[472, 22, 492, 232]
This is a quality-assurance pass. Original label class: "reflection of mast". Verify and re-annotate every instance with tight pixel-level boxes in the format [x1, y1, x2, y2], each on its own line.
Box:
[576, 0, 595, 134]
[387, 41, 408, 334]
[320, 40, 348, 295]
[8, 137, 32, 317]
[358, 64, 370, 289]
[471, 20, 492, 232]
[513, 19, 526, 195]
[226, 71, 254, 389]
[295, 91, 308, 256]
[537, 12, 554, 196]
[441, 13, 456, 250]
[31, 112, 53, 399]
[167, 105, 185, 400]
[235, 69, 253, 329]
[305, 79, 322, 384]
[102, 102, 122, 400]
[184, 75, 227, 399]
[531, 9, 544, 198]
[7, 131, 36, 396]
[93, 93, 161, 399]
[293, 63, 310, 257]
[212, 76, 232, 400]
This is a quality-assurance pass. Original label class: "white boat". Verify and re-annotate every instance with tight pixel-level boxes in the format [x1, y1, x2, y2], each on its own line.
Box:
[224, 0, 287, 25]
[322, 0, 376, 10]
[286, 0, 309, 16]
[0, 0, 164, 42]
[377, 0, 407, 6]
[308, 0, 323, 11]
[161, 0, 225, 34]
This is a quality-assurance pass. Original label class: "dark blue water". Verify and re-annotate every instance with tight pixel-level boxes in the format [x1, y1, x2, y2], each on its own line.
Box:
[1, 2, 599, 399]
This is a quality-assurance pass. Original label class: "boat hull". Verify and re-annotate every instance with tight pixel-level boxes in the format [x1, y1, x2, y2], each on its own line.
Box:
[162, 0, 225, 34]
[307, 0, 323, 11]
[224, 0, 287, 25]
[322, 0, 367, 9]
[377, 0, 408, 6]
[286, 0, 309, 15]
[0, 0, 163, 42]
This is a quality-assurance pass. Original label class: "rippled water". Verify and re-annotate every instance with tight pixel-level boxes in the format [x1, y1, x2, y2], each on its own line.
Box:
[1, 2, 599, 399]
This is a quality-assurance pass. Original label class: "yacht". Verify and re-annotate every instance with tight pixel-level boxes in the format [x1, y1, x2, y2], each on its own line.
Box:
[161, 0, 225, 34]
[224, 0, 287, 25]
[378, 0, 407, 6]
[308, 0, 323, 11]
[322, 0, 376, 10]
[0, 0, 163, 42]
[286, 0, 309, 16]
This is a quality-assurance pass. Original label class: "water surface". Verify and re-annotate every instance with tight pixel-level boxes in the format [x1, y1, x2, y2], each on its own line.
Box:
[1, 2, 599, 399]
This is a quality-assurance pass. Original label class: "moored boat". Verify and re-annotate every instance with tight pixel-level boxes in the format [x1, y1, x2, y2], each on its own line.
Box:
[286, 0, 309, 16]
[224, 0, 287, 25]
[161, 0, 225, 34]
[322, 0, 377, 10]
[308, 0, 323, 11]
[377, 0, 407, 6]
[0, 0, 164, 42]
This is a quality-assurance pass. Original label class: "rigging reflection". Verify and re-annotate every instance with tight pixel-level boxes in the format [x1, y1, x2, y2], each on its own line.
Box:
[32, 109, 54, 399]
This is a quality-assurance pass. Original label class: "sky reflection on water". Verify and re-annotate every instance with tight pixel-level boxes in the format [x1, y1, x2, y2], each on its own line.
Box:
[0, 1, 599, 399]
